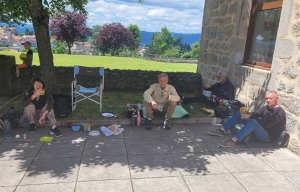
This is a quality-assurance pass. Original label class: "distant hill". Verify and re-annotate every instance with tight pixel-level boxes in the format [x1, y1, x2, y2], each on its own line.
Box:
[1, 23, 201, 46]
[140, 31, 201, 46]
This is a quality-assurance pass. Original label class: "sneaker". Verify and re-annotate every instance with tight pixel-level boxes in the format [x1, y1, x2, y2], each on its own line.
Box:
[50, 127, 62, 137]
[29, 123, 36, 133]
[208, 128, 227, 137]
[15, 77, 21, 81]
[218, 138, 236, 148]
[145, 119, 152, 130]
[163, 119, 171, 130]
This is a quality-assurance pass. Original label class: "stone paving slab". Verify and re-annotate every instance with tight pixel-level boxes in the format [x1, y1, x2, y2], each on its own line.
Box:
[0, 141, 43, 160]
[233, 172, 299, 191]
[15, 182, 76, 192]
[128, 153, 180, 178]
[20, 157, 80, 185]
[132, 177, 190, 192]
[0, 123, 300, 191]
[78, 155, 130, 181]
[184, 174, 246, 192]
[76, 180, 132, 192]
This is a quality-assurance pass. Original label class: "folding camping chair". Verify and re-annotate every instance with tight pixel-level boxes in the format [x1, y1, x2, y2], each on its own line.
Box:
[71, 65, 105, 113]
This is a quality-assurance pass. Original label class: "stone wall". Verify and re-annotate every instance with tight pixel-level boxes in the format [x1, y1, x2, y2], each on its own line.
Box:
[10, 66, 201, 95]
[200, 0, 300, 153]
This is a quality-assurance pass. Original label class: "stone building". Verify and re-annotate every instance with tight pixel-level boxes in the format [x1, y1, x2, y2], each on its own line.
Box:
[199, 0, 300, 152]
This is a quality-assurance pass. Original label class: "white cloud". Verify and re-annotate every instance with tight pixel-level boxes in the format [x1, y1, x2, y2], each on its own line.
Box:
[86, 0, 204, 33]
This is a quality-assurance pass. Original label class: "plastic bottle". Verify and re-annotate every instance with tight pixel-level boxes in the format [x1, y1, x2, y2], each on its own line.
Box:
[3, 119, 12, 138]
[137, 110, 141, 126]
[131, 112, 136, 126]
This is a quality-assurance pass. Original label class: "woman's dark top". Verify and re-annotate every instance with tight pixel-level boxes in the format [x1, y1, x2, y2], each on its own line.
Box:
[22, 89, 54, 111]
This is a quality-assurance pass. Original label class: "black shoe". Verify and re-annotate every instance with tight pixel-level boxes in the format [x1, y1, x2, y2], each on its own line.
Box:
[29, 123, 36, 133]
[145, 119, 152, 130]
[50, 127, 62, 137]
[15, 77, 21, 81]
[163, 119, 171, 130]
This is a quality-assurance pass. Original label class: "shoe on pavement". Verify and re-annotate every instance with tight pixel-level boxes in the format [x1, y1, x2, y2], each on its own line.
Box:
[208, 128, 227, 137]
[163, 119, 171, 130]
[50, 127, 62, 137]
[145, 119, 152, 130]
[29, 123, 36, 133]
[218, 138, 236, 148]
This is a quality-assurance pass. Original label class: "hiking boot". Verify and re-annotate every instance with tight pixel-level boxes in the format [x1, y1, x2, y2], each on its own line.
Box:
[50, 127, 62, 137]
[163, 119, 171, 130]
[145, 119, 152, 130]
[218, 138, 236, 148]
[29, 123, 36, 133]
[208, 128, 227, 137]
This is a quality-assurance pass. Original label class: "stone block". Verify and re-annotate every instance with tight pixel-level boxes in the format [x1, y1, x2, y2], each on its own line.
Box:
[229, 2, 238, 13]
[286, 83, 294, 93]
[296, 3, 300, 19]
[277, 81, 286, 91]
[279, 94, 300, 115]
[283, 66, 298, 79]
[289, 138, 300, 156]
[297, 57, 300, 65]
[274, 39, 294, 59]
[224, 25, 234, 37]
[218, 28, 225, 39]
[220, 4, 228, 15]
[292, 21, 300, 37]
[286, 113, 297, 133]
[203, 12, 210, 26]
[205, 26, 218, 38]
[200, 39, 208, 49]
[221, 43, 228, 50]
[210, 0, 220, 10]
[277, 0, 293, 37]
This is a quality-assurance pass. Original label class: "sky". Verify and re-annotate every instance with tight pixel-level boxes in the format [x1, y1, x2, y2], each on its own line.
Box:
[86, 0, 205, 33]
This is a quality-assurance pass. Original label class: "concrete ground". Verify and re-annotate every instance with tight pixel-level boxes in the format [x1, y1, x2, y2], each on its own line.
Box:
[0, 122, 300, 192]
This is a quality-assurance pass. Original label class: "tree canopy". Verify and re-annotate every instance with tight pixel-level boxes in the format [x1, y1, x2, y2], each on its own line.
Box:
[1, 0, 88, 92]
[49, 11, 91, 54]
[127, 24, 142, 49]
[96, 22, 136, 56]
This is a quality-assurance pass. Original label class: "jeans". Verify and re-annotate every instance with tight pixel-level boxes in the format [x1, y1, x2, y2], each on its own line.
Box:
[222, 111, 270, 142]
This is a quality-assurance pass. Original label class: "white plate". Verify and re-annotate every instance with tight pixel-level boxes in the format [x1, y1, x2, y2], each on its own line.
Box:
[89, 131, 100, 136]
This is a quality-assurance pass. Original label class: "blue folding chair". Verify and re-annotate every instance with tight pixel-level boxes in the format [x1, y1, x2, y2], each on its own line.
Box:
[71, 65, 105, 112]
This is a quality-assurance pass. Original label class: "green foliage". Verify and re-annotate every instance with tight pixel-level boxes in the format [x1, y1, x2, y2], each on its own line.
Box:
[152, 27, 174, 55]
[190, 41, 200, 58]
[118, 49, 139, 58]
[180, 52, 193, 58]
[127, 24, 142, 49]
[25, 28, 34, 35]
[0, 44, 9, 47]
[161, 46, 181, 58]
[20, 47, 38, 53]
[52, 40, 68, 54]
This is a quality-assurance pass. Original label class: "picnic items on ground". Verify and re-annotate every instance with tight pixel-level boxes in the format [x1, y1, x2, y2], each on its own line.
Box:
[101, 112, 117, 118]
[127, 103, 142, 126]
[89, 130, 100, 136]
[82, 122, 92, 132]
[100, 124, 124, 136]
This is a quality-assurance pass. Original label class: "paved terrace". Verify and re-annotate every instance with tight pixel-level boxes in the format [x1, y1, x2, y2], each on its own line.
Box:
[0, 122, 300, 192]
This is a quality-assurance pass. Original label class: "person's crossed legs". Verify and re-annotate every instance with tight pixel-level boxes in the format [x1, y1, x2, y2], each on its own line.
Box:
[208, 111, 269, 147]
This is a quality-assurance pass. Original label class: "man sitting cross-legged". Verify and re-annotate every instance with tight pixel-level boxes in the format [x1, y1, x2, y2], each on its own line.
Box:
[208, 90, 286, 148]
[143, 73, 180, 130]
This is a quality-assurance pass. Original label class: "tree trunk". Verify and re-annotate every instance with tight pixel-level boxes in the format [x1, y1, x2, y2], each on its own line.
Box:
[27, 0, 58, 93]
[68, 45, 71, 54]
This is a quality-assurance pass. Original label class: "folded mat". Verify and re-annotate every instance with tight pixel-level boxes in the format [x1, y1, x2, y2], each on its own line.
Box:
[141, 105, 190, 119]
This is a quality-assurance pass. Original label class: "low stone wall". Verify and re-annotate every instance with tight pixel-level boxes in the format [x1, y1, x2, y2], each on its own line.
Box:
[11, 66, 201, 95]
[144, 58, 198, 64]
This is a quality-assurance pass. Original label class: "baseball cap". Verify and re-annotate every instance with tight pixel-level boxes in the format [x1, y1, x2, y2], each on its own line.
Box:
[22, 41, 31, 46]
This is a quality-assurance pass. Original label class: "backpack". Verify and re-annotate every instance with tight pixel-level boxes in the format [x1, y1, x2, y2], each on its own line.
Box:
[0, 106, 19, 129]
[214, 105, 230, 119]
[214, 100, 245, 119]
[52, 94, 72, 118]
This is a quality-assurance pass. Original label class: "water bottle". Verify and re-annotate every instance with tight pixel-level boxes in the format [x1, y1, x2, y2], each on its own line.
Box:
[131, 112, 136, 126]
[3, 119, 12, 138]
[137, 111, 141, 126]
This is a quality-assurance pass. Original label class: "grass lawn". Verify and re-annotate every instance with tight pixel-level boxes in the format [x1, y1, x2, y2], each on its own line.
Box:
[0, 91, 214, 120]
[1, 51, 197, 72]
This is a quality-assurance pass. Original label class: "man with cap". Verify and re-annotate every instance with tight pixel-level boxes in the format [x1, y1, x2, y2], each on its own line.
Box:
[15, 41, 33, 81]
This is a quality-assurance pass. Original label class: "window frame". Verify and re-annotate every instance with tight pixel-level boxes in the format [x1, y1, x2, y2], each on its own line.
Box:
[243, 0, 283, 71]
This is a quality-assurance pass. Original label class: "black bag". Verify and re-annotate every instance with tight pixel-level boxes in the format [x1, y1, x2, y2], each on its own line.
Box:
[214, 106, 230, 119]
[0, 106, 19, 129]
[52, 94, 72, 118]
